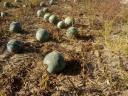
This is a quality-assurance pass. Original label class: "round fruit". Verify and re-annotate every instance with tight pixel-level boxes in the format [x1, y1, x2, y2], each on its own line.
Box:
[4, 2, 11, 8]
[57, 21, 65, 29]
[40, 1, 45, 7]
[49, 0, 54, 5]
[37, 9, 44, 17]
[9, 21, 22, 33]
[43, 7, 49, 13]
[49, 15, 59, 24]
[36, 28, 50, 42]
[64, 17, 75, 26]
[7, 39, 23, 53]
[66, 27, 78, 38]
[14, 0, 21, 3]
[43, 51, 65, 73]
[43, 13, 51, 21]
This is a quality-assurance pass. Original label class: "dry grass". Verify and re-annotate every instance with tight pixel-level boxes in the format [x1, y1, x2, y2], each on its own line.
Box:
[0, 0, 128, 96]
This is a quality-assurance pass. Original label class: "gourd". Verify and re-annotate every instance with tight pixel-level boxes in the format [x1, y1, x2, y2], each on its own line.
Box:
[66, 27, 78, 38]
[9, 21, 22, 33]
[43, 13, 51, 21]
[4, 2, 12, 8]
[7, 39, 23, 53]
[37, 9, 44, 17]
[43, 51, 65, 73]
[43, 7, 49, 13]
[57, 21, 65, 29]
[64, 17, 75, 26]
[49, 0, 54, 5]
[36, 28, 50, 42]
[49, 15, 59, 24]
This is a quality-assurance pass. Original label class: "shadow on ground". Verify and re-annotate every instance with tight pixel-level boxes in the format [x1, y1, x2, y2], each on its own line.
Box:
[77, 34, 95, 41]
[62, 59, 82, 76]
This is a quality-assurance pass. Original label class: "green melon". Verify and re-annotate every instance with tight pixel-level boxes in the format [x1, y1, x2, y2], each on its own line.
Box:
[4, 2, 11, 8]
[49, 15, 59, 24]
[43, 13, 51, 21]
[57, 21, 65, 29]
[43, 51, 65, 73]
[9, 21, 22, 33]
[43, 7, 49, 13]
[7, 39, 23, 53]
[36, 28, 50, 42]
[40, 1, 46, 7]
[1, 12, 8, 17]
[37, 9, 44, 17]
[64, 17, 75, 26]
[66, 27, 79, 38]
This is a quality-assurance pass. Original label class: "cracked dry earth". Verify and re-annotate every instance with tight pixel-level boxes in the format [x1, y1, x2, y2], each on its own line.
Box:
[0, 0, 128, 96]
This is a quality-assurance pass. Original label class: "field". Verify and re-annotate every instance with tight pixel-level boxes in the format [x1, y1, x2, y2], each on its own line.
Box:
[0, 0, 128, 96]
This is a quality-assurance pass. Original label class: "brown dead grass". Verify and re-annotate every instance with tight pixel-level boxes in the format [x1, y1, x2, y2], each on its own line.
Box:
[0, 0, 128, 96]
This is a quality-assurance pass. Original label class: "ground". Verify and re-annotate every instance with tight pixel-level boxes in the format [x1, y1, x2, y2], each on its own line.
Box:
[0, 0, 128, 96]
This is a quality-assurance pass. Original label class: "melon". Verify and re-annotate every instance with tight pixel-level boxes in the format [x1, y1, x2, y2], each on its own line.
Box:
[9, 21, 22, 33]
[7, 39, 23, 53]
[43, 13, 51, 21]
[43, 51, 65, 73]
[37, 9, 44, 17]
[49, 15, 59, 24]
[57, 21, 65, 29]
[4, 2, 12, 8]
[36, 28, 50, 42]
[64, 17, 75, 26]
[66, 27, 78, 38]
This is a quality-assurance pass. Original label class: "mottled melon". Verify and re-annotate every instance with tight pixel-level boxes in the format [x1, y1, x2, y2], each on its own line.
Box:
[36, 28, 50, 42]
[4, 2, 12, 8]
[43, 51, 65, 73]
[43, 13, 51, 21]
[57, 21, 65, 29]
[66, 27, 78, 38]
[7, 39, 23, 53]
[9, 21, 22, 33]
[49, 0, 54, 5]
[64, 17, 75, 26]
[37, 9, 44, 17]
[49, 15, 59, 24]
